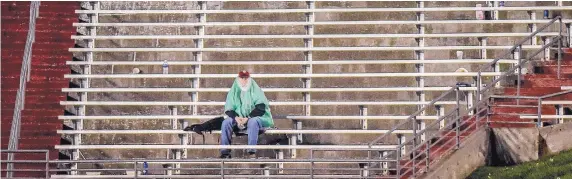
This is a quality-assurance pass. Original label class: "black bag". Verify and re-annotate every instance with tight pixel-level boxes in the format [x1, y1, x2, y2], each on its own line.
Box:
[183, 116, 225, 135]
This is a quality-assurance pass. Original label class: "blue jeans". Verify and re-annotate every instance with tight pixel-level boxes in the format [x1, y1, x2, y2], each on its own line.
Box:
[220, 116, 262, 155]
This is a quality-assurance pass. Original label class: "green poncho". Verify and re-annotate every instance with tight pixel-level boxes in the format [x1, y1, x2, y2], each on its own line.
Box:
[224, 78, 274, 127]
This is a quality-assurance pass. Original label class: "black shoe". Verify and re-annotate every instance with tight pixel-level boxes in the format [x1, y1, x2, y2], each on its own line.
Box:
[220, 154, 231, 159]
[247, 152, 256, 159]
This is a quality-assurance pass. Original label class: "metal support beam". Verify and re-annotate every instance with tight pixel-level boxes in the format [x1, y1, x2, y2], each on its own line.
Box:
[276, 150, 284, 174]
[416, 1, 426, 116]
[529, 11, 538, 45]
[397, 134, 406, 157]
[192, 1, 206, 115]
[360, 106, 368, 129]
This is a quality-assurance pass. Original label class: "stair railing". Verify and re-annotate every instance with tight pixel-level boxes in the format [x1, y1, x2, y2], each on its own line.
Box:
[6, 1, 41, 178]
[368, 16, 565, 178]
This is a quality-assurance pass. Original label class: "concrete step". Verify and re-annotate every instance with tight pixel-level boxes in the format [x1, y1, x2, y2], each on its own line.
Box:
[1, 109, 65, 117]
[539, 65, 572, 74]
[491, 105, 557, 115]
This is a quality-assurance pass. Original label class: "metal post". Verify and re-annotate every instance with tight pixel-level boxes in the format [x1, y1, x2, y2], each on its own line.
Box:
[537, 99, 543, 127]
[381, 151, 388, 175]
[425, 140, 430, 172]
[360, 106, 368, 129]
[303, 0, 314, 120]
[529, 11, 538, 45]
[516, 45, 522, 105]
[543, 37, 551, 61]
[557, 105, 564, 124]
[290, 120, 298, 158]
[263, 164, 270, 176]
[558, 17, 562, 79]
[455, 88, 461, 149]
[398, 134, 406, 158]
[493, 1, 499, 20]
[170, 106, 182, 174]
[467, 91, 474, 116]
[566, 23, 571, 47]
[192, 1, 206, 115]
[419, 120, 426, 142]
[276, 150, 284, 174]
[416, 1, 426, 116]
[412, 116, 418, 177]
[45, 150, 49, 178]
[479, 37, 487, 60]
[361, 163, 369, 177]
[436, 105, 445, 129]
[134, 161, 138, 178]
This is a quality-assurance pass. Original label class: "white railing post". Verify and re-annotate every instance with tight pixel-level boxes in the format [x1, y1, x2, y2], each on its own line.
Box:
[494, 1, 500, 20]
[381, 151, 388, 175]
[556, 105, 564, 124]
[416, 1, 426, 116]
[436, 105, 445, 129]
[360, 106, 368, 130]
[192, 1, 206, 116]
[467, 91, 474, 115]
[170, 106, 182, 174]
[397, 134, 406, 157]
[419, 119, 426, 142]
[529, 11, 538, 45]
[276, 149, 284, 174]
[290, 120, 300, 158]
[566, 23, 571, 47]
[543, 37, 551, 61]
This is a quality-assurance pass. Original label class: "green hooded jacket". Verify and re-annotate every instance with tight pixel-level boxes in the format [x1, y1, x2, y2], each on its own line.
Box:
[224, 78, 274, 127]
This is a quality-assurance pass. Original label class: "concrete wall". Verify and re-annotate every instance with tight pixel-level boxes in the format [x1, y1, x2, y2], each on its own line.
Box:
[422, 123, 572, 179]
[421, 128, 490, 179]
[69, 1, 570, 160]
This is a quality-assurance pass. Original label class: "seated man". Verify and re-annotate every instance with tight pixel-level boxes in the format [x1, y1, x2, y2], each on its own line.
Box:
[220, 70, 274, 158]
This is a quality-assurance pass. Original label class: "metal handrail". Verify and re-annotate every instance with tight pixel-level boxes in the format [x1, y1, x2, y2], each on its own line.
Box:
[6, 2, 40, 178]
[367, 16, 565, 178]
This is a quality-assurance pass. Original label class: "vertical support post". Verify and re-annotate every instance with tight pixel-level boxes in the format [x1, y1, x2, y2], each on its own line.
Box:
[436, 105, 445, 129]
[360, 106, 368, 129]
[361, 163, 369, 177]
[262, 164, 270, 176]
[276, 150, 284, 174]
[566, 23, 571, 47]
[558, 17, 563, 79]
[73, 2, 98, 173]
[537, 99, 543, 127]
[455, 88, 461, 150]
[192, 1, 206, 115]
[515, 45, 522, 105]
[529, 11, 537, 45]
[479, 37, 487, 60]
[290, 120, 299, 158]
[543, 37, 551, 61]
[493, 1, 499, 20]
[397, 134, 406, 157]
[299, 0, 314, 149]
[419, 119, 426, 142]
[416, 1, 426, 116]
[467, 91, 474, 115]
[557, 105, 564, 124]
[412, 117, 417, 177]
[381, 151, 388, 175]
[170, 106, 182, 174]
[425, 140, 430, 172]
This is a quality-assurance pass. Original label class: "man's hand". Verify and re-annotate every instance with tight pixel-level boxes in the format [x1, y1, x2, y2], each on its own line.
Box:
[235, 117, 248, 126]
